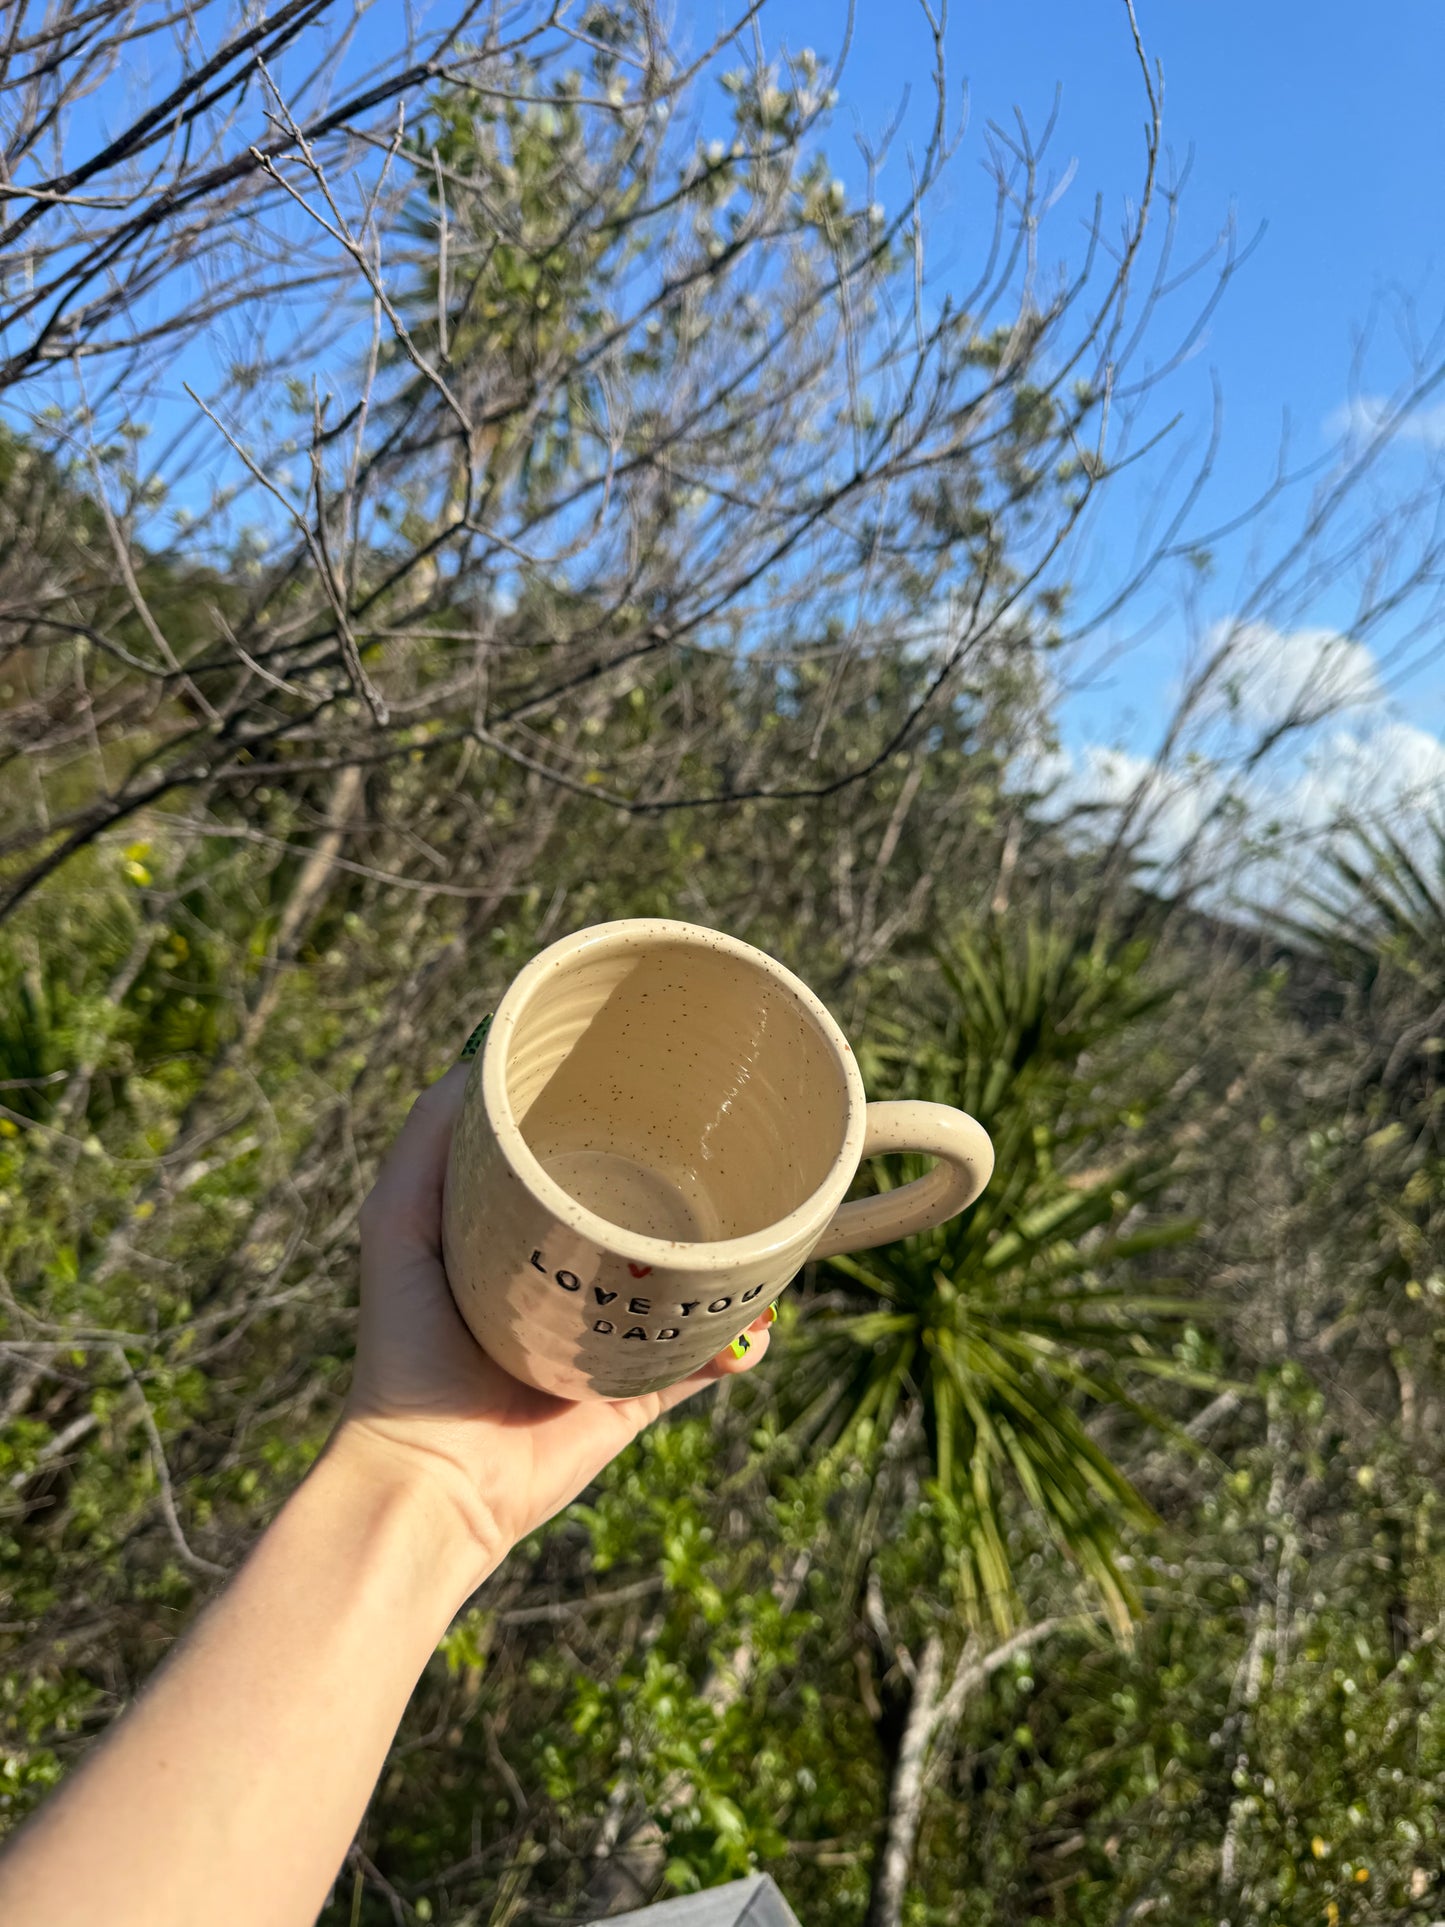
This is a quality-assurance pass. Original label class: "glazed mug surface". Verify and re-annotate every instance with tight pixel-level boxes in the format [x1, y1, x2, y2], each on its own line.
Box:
[442, 919, 994, 1400]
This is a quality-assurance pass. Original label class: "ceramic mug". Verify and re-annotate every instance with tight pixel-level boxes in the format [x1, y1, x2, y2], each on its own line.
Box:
[442, 919, 994, 1401]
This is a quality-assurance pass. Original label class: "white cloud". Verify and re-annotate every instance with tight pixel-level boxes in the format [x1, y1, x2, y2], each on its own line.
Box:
[1289, 718, 1445, 833]
[1027, 606, 1442, 897]
[1035, 740, 1226, 870]
[1034, 717, 1445, 894]
[1328, 394, 1445, 450]
[1237, 718, 1445, 906]
[1203, 620, 1380, 728]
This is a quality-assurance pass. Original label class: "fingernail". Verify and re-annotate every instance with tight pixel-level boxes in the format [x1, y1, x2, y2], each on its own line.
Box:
[765, 1301, 779, 1326]
[729, 1334, 752, 1359]
[460, 1014, 493, 1062]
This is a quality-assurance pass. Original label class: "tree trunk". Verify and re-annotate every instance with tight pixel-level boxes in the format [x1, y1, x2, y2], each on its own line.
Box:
[865, 1630, 943, 1927]
[83, 763, 366, 1290]
[242, 761, 365, 1048]
[864, 1616, 1076, 1927]
[1218, 1402, 1291, 1902]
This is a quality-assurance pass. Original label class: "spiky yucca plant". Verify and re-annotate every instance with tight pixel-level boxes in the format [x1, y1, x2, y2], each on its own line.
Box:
[783, 919, 1211, 1635]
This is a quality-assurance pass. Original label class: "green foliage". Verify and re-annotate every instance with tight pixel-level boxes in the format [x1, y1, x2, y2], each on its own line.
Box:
[913, 1388, 1445, 1927]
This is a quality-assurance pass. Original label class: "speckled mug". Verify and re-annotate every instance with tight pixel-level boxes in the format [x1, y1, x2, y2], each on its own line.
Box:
[442, 919, 994, 1401]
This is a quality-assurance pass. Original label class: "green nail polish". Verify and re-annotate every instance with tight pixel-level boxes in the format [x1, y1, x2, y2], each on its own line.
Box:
[460, 1013, 493, 1062]
[729, 1334, 751, 1359]
[765, 1301, 779, 1326]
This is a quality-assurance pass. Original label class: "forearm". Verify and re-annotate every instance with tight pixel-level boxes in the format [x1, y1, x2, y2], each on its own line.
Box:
[0, 1425, 494, 1927]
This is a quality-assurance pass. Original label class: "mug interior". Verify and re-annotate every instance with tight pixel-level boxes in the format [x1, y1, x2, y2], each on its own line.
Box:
[502, 932, 851, 1242]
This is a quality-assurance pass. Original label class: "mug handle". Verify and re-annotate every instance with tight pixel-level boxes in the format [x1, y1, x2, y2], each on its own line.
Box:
[808, 1101, 994, 1262]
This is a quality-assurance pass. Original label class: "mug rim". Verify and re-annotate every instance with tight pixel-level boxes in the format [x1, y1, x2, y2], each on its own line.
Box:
[478, 917, 869, 1271]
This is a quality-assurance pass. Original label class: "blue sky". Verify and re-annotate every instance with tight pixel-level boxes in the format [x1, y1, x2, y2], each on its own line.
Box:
[784, 0, 1444, 515]
[757, 0, 1445, 641]
[732, 0, 1445, 866]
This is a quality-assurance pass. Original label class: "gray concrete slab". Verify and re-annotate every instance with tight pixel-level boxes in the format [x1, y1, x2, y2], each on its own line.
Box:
[601, 1871, 802, 1926]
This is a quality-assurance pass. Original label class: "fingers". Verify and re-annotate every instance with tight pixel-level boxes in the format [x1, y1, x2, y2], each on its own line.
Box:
[362, 1059, 472, 1256]
[654, 1319, 773, 1415]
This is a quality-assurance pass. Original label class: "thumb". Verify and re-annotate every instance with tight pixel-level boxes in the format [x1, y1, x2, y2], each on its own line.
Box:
[364, 1060, 471, 1256]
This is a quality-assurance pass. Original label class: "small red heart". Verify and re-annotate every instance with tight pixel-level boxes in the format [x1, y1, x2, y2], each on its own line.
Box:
[628, 1263, 653, 1278]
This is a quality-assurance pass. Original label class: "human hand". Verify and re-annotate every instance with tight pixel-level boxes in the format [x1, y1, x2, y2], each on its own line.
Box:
[337, 1060, 773, 1590]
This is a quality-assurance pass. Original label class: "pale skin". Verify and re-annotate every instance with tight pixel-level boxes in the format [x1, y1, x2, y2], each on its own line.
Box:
[0, 1060, 772, 1927]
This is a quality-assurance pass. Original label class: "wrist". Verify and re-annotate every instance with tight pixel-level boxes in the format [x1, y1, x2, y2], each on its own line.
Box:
[317, 1421, 509, 1613]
